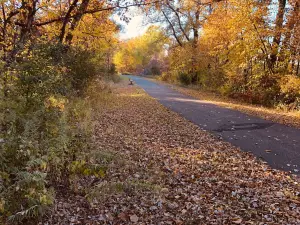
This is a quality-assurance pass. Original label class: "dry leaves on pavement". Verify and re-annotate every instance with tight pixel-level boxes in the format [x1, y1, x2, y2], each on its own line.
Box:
[44, 82, 300, 225]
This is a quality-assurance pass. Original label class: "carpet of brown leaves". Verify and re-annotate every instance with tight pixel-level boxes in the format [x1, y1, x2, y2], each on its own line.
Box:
[44, 82, 300, 225]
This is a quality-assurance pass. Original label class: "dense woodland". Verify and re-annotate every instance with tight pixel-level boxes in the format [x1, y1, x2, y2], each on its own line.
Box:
[0, 0, 299, 224]
[115, 0, 300, 107]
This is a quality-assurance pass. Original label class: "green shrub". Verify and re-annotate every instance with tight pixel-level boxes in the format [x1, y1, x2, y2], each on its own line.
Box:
[151, 66, 161, 75]
[0, 42, 109, 223]
[177, 72, 192, 85]
[0, 53, 66, 222]
[64, 48, 98, 96]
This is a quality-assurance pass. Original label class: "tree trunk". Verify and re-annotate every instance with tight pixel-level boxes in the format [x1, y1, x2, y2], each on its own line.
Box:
[59, 0, 79, 43]
[162, 10, 183, 47]
[65, 0, 90, 45]
[270, 0, 287, 67]
[7, 0, 37, 62]
[193, 9, 200, 47]
[166, 2, 190, 41]
[281, 1, 299, 70]
[282, 1, 299, 48]
[191, 9, 200, 83]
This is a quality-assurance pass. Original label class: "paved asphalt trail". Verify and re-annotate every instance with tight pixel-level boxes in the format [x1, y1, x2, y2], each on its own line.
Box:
[126, 75, 300, 175]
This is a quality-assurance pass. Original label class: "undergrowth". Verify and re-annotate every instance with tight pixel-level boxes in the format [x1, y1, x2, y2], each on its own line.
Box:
[0, 43, 118, 224]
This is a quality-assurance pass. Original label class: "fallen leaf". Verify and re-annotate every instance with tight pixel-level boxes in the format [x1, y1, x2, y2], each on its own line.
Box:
[130, 214, 139, 223]
[232, 218, 242, 224]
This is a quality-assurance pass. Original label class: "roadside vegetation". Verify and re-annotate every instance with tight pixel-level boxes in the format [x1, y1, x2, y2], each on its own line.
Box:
[0, 0, 149, 223]
[114, 0, 300, 111]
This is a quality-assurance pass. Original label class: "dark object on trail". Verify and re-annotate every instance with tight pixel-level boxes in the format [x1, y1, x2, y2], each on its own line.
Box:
[214, 122, 274, 132]
[129, 78, 134, 85]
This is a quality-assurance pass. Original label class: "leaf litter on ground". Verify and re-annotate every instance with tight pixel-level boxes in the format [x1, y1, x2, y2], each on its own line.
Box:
[43, 80, 300, 225]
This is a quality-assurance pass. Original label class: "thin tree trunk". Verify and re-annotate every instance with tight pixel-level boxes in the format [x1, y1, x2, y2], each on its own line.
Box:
[8, 0, 37, 62]
[270, 0, 287, 67]
[191, 9, 200, 83]
[281, 1, 299, 70]
[166, 2, 190, 41]
[65, 0, 90, 45]
[193, 10, 200, 47]
[162, 10, 183, 47]
[59, 0, 79, 43]
[282, 1, 299, 48]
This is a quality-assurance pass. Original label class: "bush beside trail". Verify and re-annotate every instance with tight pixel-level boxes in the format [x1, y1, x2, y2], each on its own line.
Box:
[0, 43, 117, 224]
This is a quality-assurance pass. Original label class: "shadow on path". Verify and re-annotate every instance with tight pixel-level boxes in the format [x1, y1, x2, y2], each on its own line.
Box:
[127, 75, 300, 175]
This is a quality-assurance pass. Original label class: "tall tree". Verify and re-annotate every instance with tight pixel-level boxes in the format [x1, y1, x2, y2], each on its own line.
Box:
[270, 0, 287, 66]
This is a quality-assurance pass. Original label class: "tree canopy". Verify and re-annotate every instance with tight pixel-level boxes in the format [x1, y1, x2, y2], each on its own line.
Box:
[114, 25, 168, 74]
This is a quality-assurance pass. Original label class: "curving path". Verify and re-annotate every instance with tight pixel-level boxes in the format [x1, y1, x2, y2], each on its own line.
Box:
[126, 75, 300, 175]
